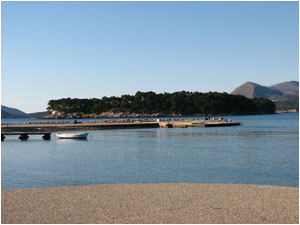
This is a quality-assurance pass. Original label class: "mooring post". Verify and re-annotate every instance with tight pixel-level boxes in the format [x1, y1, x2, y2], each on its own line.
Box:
[42, 133, 51, 140]
[167, 123, 173, 128]
[1, 134, 5, 141]
[19, 134, 29, 141]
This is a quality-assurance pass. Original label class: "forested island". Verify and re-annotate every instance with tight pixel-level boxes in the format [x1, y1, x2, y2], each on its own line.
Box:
[40, 91, 275, 119]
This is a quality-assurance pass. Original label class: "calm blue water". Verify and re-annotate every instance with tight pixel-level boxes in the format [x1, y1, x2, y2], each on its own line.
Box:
[1, 113, 299, 189]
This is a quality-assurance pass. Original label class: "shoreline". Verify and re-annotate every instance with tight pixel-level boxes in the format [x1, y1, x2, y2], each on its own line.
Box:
[1, 111, 296, 122]
[39, 112, 277, 120]
[2, 183, 298, 224]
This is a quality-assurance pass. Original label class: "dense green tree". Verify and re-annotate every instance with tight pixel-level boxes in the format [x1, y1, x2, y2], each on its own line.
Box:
[47, 91, 276, 115]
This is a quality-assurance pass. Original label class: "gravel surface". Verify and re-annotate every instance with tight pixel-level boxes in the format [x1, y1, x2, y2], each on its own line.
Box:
[2, 183, 299, 224]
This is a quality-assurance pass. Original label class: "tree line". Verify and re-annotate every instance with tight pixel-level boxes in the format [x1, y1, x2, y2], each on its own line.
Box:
[47, 91, 276, 115]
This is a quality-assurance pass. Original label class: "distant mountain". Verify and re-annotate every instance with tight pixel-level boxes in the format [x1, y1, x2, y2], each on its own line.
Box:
[1, 105, 48, 119]
[271, 95, 299, 111]
[1, 110, 15, 118]
[1, 110, 28, 118]
[231, 81, 299, 111]
[27, 111, 49, 118]
[1, 105, 26, 115]
[270, 81, 299, 96]
[231, 82, 283, 98]
[232, 81, 299, 98]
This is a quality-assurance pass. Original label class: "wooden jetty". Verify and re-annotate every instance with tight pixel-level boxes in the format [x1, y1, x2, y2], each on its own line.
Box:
[1, 132, 51, 141]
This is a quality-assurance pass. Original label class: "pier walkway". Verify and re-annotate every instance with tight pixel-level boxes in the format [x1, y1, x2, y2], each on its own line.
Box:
[1, 119, 242, 139]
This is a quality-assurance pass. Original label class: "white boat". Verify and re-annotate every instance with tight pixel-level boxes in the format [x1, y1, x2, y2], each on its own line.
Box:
[56, 132, 89, 139]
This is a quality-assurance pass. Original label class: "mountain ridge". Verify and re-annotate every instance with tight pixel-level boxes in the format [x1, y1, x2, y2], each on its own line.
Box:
[231, 81, 299, 111]
[231, 82, 284, 98]
[231, 81, 298, 98]
[1, 105, 48, 119]
[269, 81, 299, 96]
[1, 105, 26, 115]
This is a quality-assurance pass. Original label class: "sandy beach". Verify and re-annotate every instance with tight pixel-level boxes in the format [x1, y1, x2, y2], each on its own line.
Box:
[2, 183, 298, 224]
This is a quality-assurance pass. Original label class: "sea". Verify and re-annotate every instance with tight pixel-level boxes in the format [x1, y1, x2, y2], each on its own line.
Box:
[1, 113, 299, 190]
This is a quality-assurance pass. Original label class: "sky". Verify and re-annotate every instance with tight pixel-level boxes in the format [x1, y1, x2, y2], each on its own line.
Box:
[1, 1, 299, 113]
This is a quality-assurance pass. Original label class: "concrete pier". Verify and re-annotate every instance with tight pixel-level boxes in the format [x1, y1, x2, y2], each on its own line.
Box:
[1, 121, 159, 133]
[158, 120, 242, 128]
[1, 119, 242, 134]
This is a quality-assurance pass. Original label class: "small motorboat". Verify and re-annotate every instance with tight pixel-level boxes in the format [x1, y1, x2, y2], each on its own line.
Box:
[56, 132, 89, 139]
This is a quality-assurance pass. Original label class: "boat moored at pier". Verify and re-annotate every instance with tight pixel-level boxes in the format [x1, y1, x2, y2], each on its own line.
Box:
[56, 132, 89, 139]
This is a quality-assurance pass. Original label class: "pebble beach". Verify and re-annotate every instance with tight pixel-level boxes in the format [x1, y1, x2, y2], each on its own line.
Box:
[2, 183, 299, 224]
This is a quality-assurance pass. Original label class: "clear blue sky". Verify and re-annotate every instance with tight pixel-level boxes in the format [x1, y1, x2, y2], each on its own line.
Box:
[2, 1, 299, 113]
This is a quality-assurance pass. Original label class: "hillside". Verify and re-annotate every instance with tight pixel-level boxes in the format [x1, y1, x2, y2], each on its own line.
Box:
[1, 105, 48, 119]
[270, 81, 299, 96]
[1, 105, 26, 115]
[27, 111, 49, 118]
[231, 82, 283, 98]
[232, 81, 299, 98]
[1, 110, 15, 118]
[231, 81, 299, 111]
